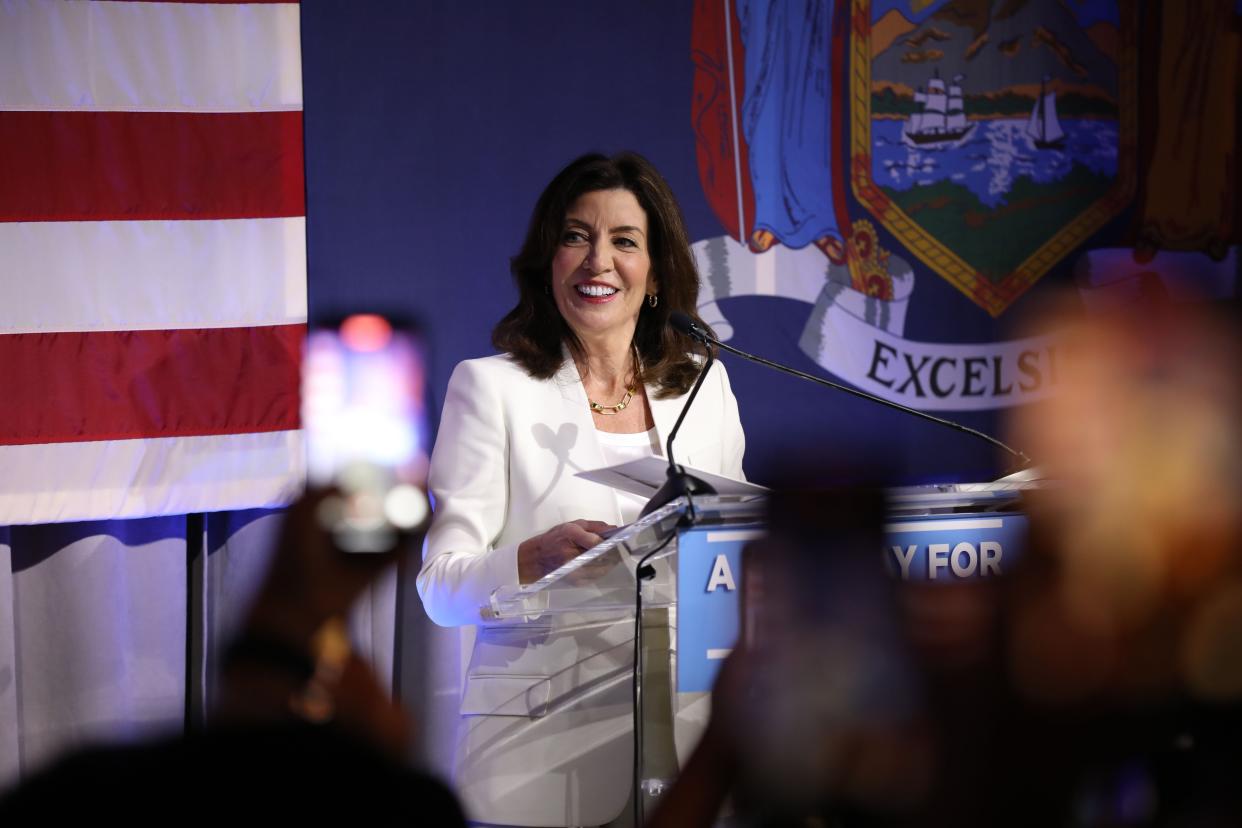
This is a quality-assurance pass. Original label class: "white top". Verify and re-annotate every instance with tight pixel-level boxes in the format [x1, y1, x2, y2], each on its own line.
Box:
[595, 426, 661, 523]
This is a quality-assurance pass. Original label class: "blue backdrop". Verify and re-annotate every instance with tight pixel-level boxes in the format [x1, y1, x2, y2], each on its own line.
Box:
[300, 1, 1154, 485]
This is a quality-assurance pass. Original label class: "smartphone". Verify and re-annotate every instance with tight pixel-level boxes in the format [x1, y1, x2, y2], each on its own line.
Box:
[741, 487, 894, 646]
[302, 313, 430, 552]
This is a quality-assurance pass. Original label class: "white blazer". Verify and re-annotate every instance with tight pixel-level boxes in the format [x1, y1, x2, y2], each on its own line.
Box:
[417, 353, 745, 827]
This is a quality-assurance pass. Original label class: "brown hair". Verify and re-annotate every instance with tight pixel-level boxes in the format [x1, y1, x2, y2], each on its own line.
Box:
[492, 151, 712, 398]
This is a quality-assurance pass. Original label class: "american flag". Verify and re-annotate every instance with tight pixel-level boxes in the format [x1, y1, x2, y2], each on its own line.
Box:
[0, 0, 307, 524]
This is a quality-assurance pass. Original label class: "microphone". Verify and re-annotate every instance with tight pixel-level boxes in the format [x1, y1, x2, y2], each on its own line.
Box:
[637, 317, 719, 518]
[668, 311, 710, 343]
[667, 312, 1031, 469]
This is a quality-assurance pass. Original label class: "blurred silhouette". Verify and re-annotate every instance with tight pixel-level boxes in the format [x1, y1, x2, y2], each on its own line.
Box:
[0, 490, 466, 824]
[652, 297, 1242, 827]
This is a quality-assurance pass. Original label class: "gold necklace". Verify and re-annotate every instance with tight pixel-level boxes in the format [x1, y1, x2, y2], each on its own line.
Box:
[587, 344, 641, 415]
[588, 385, 636, 415]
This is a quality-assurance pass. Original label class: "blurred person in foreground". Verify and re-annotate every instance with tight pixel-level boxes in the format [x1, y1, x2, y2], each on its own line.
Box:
[650, 297, 1242, 827]
[0, 491, 466, 824]
[416, 152, 745, 826]
[996, 295, 1242, 826]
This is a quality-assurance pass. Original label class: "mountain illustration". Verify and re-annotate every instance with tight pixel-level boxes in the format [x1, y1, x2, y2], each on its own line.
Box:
[1085, 20, 1119, 61]
[871, 0, 1118, 109]
[931, 0, 993, 39]
[872, 8, 917, 57]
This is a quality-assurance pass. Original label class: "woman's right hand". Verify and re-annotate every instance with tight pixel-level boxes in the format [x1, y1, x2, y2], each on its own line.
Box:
[517, 519, 614, 585]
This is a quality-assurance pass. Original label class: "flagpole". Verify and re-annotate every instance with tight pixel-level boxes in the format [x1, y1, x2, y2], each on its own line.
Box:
[723, 0, 746, 245]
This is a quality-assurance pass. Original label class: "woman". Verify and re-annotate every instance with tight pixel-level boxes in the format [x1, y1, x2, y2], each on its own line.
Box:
[417, 152, 745, 826]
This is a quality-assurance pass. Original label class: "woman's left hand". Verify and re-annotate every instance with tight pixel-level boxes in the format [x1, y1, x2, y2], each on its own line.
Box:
[516, 519, 615, 584]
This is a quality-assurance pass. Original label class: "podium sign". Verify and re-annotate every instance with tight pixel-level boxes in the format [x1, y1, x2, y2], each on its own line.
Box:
[882, 513, 1027, 581]
[675, 525, 763, 693]
[483, 489, 1032, 697]
[674, 508, 1029, 693]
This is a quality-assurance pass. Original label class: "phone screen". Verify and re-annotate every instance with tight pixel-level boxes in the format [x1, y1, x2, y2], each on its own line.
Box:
[302, 313, 430, 551]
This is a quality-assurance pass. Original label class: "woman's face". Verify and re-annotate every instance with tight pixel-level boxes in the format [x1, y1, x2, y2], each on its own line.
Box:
[550, 188, 655, 348]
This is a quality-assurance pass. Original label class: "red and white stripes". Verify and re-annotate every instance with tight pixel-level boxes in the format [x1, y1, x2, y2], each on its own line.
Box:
[0, 0, 306, 525]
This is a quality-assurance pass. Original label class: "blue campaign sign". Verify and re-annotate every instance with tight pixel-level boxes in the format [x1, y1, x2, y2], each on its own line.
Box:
[676, 512, 1028, 693]
[676, 525, 762, 694]
[882, 513, 1027, 581]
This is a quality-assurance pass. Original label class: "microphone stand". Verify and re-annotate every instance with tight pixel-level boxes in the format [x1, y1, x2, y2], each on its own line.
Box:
[638, 344, 719, 520]
[633, 334, 719, 826]
[693, 323, 1032, 471]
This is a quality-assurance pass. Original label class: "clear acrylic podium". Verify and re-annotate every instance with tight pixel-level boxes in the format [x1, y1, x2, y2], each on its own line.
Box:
[472, 479, 1034, 817]
[479, 493, 769, 815]
[481, 494, 768, 623]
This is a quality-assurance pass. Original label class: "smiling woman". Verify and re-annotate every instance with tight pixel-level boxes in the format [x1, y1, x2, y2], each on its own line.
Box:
[551, 188, 655, 355]
[494, 153, 712, 396]
[416, 152, 747, 826]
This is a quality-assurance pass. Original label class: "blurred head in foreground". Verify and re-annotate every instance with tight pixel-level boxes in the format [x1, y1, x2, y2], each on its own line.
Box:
[696, 298, 1242, 828]
[1007, 297, 1242, 709]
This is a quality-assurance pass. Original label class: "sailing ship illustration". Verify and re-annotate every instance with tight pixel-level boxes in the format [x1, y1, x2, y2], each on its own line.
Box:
[1027, 75, 1065, 149]
[903, 71, 975, 146]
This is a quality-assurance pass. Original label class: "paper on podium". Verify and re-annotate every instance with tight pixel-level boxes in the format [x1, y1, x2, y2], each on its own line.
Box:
[575, 456, 767, 498]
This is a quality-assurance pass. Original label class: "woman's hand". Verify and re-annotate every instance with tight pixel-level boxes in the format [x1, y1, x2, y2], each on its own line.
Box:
[517, 519, 615, 584]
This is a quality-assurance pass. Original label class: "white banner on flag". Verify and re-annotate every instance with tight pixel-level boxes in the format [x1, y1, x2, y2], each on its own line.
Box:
[693, 235, 1063, 412]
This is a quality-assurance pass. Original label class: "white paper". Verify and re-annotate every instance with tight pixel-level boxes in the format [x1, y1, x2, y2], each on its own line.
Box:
[576, 456, 767, 499]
